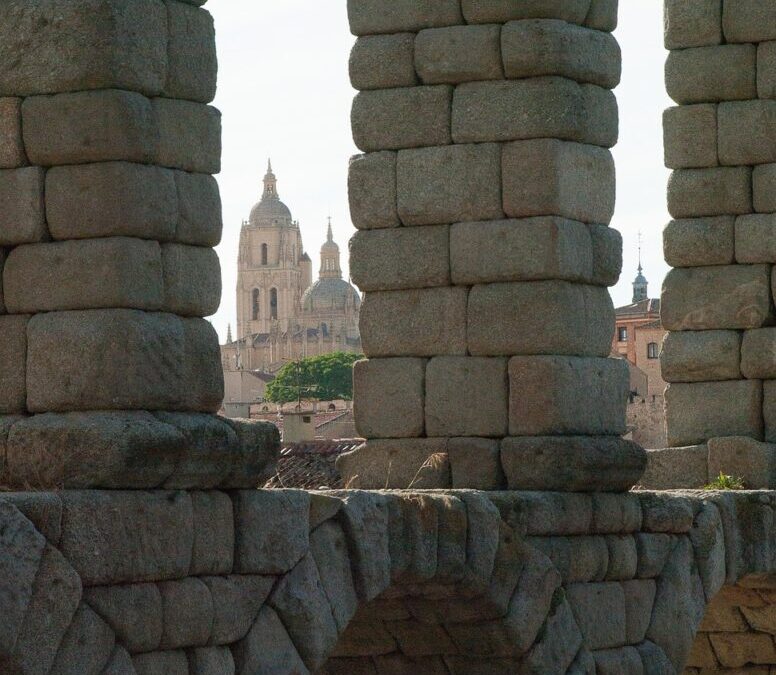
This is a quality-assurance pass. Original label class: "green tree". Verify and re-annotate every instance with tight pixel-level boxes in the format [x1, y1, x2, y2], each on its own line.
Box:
[265, 352, 363, 404]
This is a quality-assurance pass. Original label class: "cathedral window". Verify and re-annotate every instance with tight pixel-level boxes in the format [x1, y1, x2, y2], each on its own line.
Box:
[252, 289, 260, 320]
[647, 342, 659, 359]
[270, 288, 278, 320]
[617, 326, 628, 342]
[261, 243, 268, 265]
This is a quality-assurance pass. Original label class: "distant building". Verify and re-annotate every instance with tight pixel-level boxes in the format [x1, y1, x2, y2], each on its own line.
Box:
[221, 161, 362, 410]
[613, 258, 667, 448]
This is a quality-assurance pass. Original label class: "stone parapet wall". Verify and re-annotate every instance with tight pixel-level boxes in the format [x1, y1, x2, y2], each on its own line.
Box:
[342, 0, 646, 493]
[662, 2, 776, 452]
[0, 487, 772, 674]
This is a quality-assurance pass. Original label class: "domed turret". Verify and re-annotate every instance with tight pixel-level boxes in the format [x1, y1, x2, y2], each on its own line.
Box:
[302, 218, 360, 312]
[248, 159, 294, 227]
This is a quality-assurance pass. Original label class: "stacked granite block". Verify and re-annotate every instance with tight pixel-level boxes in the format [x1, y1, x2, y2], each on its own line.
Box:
[0, 0, 279, 489]
[342, 0, 644, 492]
[662, 2, 776, 469]
[1, 487, 773, 674]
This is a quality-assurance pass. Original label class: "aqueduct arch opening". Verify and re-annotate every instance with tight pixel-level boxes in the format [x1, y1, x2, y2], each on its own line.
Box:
[0, 0, 771, 673]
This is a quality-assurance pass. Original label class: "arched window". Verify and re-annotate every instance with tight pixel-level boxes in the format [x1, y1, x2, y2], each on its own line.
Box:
[647, 342, 659, 359]
[261, 243, 268, 265]
[328, 403, 336, 411]
[321, 322, 329, 337]
[252, 289, 260, 320]
[617, 326, 628, 342]
[270, 288, 278, 320]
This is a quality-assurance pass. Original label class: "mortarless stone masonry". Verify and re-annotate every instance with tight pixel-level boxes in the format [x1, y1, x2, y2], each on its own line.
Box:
[0, 1, 772, 673]
[341, 0, 645, 493]
[661, 0, 776, 491]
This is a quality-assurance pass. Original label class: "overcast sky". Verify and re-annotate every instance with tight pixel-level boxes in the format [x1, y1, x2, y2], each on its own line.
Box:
[208, 2, 672, 342]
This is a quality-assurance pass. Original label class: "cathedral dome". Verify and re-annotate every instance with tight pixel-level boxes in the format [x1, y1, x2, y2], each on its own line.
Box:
[248, 160, 294, 227]
[302, 278, 361, 312]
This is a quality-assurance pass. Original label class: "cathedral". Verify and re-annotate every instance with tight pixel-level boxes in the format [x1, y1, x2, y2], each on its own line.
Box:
[221, 161, 361, 384]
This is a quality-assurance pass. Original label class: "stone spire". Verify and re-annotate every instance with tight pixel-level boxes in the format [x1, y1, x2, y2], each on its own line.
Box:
[263, 158, 278, 198]
[632, 232, 648, 303]
[226, 323, 233, 343]
[319, 216, 342, 280]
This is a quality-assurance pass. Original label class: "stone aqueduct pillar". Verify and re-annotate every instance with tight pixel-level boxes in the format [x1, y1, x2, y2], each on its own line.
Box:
[0, 0, 276, 489]
[340, 0, 646, 491]
[661, 1, 776, 486]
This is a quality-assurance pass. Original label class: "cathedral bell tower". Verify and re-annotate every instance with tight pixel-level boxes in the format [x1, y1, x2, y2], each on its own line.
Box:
[319, 217, 343, 280]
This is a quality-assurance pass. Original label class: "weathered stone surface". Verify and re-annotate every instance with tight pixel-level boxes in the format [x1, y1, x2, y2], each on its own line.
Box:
[709, 632, 776, 668]
[585, 0, 618, 31]
[0, 167, 46, 245]
[161, 243, 221, 317]
[152, 98, 221, 174]
[589, 224, 622, 286]
[189, 490, 233, 575]
[50, 603, 115, 675]
[233, 605, 309, 675]
[0, 98, 25, 168]
[310, 520, 358, 631]
[528, 535, 608, 584]
[154, 413, 239, 490]
[5, 411, 183, 489]
[350, 34, 416, 91]
[219, 418, 280, 489]
[468, 282, 614, 357]
[501, 436, 646, 492]
[762, 381, 776, 444]
[188, 647, 234, 675]
[723, 1, 776, 42]
[59, 490, 193, 585]
[448, 438, 505, 490]
[46, 162, 177, 242]
[347, 0, 463, 36]
[201, 575, 273, 646]
[360, 287, 468, 357]
[269, 552, 339, 672]
[349, 225, 449, 291]
[502, 20, 620, 88]
[233, 490, 309, 574]
[23, 90, 157, 166]
[397, 143, 503, 225]
[741, 328, 776, 379]
[635, 640, 674, 674]
[353, 358, 425, 439]
[0, 247, 5, 313]
[0, 0, 166, 97]
[754, 163, 776, 213]
[0, 315, 27, 414]
[689, 501, 726, 599]
[566, 582, 626, 650]
[663, 217, 735, 267]
[1, 492, 63, 545]
[174, 171, 222, 246]
[84, 583, 163, 653]
[309, 494, 342, 531]
[337, 439, 451, 490]
[352, 86, 452, 152]
[26, 310, 223, 413]
[593, 647, 642, 675]
[758, 41, 776, 99]
[663, 104, 718, 169]
[635, 533, 674, 578]
[520, 594, 582, 673]
[508, 356, 627, 436]
[132, 651, 188, 675]
[665, 381, 763, 446]
[461, 0, 591, 24]
[158, 577, 212, 650]
[661, 330, 741, 382]
[664, 0, 722, 48]
[622, 579, 656, 644]
[639, 446, 709, 490]
[502, 139, 615, 224]
[452, 77, 618, 147]
[450, 218, 593, 285]
[741, 602, 776, 635]
[426, 356, 508, 437]
[667, 168, 752, 218]
[639, 493, 695, 533]
[665, 44, 756, 104]
[4, 238, 163, 313]
[101, 646, 135, 675]
[349, 152, 399, 230]
[0, 499, 47, 661]
[591, 493, 642, 534]
[164, 0, 217, 103]
[416, 25, 502, 87]
[605, 534, 637, 580]
[708, 436, 776, 489]
[661, 265, 771, 330]
[719, 100, 776, 166]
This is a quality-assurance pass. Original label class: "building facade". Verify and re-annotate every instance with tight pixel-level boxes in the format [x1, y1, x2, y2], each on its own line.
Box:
[221, 162, 361, 401]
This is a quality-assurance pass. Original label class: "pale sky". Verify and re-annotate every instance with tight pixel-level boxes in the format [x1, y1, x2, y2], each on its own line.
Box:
[208, 2, 672, 342]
